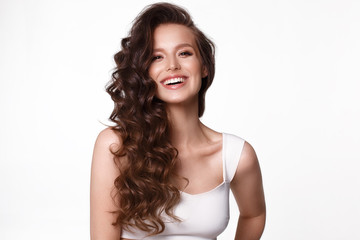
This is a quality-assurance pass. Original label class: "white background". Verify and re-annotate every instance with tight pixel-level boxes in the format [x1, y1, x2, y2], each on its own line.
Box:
[1, 0, 359, 239]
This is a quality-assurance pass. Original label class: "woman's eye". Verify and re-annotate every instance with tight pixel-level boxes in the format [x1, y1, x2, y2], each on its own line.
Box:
[152, 55, 162, 61]
[179, 51, 192, 56]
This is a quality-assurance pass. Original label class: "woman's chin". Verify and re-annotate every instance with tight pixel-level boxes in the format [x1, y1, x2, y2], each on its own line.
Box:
[158, 95, 198, 106]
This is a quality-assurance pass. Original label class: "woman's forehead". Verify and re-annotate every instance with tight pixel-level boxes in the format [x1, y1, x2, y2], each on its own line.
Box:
[152, 24, 197, 49]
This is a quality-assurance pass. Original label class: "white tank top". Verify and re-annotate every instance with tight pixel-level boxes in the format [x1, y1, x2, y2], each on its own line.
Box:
[121, 133, 245, 240]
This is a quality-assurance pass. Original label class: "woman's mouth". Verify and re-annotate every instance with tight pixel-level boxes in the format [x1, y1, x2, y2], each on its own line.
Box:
[163, 77, 186, 85]
[161, 77, 187, 89]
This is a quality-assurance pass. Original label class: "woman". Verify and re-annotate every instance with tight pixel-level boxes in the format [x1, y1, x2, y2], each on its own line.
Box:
[90, 3, 266, 240]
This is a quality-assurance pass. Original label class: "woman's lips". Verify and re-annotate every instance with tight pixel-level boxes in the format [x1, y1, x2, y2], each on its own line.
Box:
[160, 76, 187, 90]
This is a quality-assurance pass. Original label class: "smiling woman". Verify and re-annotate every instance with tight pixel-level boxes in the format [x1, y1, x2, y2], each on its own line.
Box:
[90, 2, 266, 240]
[149, 24, 206, 105]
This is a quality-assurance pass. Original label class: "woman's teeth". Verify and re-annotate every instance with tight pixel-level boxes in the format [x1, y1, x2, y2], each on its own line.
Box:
[163, 77, 185, 85]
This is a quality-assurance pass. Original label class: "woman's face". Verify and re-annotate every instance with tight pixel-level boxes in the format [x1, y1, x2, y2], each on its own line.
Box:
[148, 24, 207, 105]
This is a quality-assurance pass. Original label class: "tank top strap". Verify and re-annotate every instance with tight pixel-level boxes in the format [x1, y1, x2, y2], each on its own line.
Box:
[222, 133, 245, 183]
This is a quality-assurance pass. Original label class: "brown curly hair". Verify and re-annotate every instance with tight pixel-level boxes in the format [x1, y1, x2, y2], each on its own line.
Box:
[105, 2, 215, 235]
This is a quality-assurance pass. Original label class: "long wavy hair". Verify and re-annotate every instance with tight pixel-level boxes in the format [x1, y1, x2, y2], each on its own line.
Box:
[106, 2, 215, 235]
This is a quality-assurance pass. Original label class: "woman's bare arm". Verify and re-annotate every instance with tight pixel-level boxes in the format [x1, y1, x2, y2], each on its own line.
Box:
[90, 128, 122, 240]
[230, 141, 266, 240]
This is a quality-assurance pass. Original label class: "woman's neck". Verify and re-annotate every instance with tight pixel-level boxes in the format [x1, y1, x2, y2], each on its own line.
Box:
[166, 102, 208, 148]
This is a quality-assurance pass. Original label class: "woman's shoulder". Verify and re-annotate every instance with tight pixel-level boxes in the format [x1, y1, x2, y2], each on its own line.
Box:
[222, 132, 256, 164]
[227, 134, 259, 183]
[223, 132, 244, 141]
[92, 127, 123, 166]
[96, 127, 122, 145]
[94, 127, 123, 153]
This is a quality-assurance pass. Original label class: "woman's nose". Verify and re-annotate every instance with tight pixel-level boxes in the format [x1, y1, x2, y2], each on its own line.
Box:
[167, 56, 181, 71]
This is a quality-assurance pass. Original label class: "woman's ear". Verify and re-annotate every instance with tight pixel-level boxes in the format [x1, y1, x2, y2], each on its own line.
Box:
[202, 66, 208, 78]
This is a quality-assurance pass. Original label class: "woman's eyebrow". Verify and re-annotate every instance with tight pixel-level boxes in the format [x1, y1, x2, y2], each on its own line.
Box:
[153, 43, 194, 52]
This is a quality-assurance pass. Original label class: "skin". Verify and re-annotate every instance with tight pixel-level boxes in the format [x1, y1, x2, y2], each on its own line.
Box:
[90, 23, 266, 240]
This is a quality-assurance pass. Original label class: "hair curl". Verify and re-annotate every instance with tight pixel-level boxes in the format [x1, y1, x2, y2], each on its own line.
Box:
[106, 2, 215, 235]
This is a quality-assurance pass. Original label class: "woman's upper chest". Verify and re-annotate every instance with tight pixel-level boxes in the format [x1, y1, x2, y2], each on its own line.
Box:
[175, 139, 223, 195]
